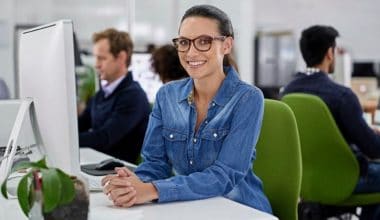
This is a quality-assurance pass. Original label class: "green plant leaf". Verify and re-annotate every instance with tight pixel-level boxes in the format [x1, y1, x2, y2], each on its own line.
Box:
[28, 181, 35, 209]
[41, 168, 61, 213]
[56, 169, 75, 205]
[35, 157, 48, 168]
[17, 172, 33, 217]
[11, 157, 48, 172]
[1, 176, 9, 199]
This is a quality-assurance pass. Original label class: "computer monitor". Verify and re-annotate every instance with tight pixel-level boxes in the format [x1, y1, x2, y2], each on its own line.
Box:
[352, 62, 377, 77]
[351, 77, 378, 107]
[18, 20, 80, 175]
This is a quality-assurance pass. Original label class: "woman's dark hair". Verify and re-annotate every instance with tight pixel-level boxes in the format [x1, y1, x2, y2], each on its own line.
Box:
[151, 44, 188, 83]
[300, 25, 339, 67]
[180, 5, 237, 69]
[181, 5, 234, 38]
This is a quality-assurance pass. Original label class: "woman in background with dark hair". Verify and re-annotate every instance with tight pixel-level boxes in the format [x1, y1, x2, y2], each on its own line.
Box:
[102, 4, 271, 214]
[151, 44, 188, 83]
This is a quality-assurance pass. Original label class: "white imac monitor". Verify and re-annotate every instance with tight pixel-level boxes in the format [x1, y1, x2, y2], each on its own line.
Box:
[18, 20, 80, 175]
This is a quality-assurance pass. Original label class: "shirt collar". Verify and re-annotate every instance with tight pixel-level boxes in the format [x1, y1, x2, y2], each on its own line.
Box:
[299, 70, 328, 78]
[178, 66, 240, 107]
[305, 67, 321, 75]
[101, 74, 127, 98]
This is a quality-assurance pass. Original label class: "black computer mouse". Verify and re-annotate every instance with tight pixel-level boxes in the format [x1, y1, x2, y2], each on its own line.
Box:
[95, 159, 125, 170]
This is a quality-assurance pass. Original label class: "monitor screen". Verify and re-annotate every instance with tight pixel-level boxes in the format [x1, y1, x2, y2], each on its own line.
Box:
[129, 53, 162, 103]
[18, 20, 80, 175]
[352, 62, 376, 77]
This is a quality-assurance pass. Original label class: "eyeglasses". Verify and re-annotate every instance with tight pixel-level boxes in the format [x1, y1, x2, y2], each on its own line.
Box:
[172, 35, 227, 52]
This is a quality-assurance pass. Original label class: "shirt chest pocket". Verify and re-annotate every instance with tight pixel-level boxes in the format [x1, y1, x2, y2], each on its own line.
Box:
[200, 128, 229, 141]
[163, 128, 187, 142]
[162, 128, 187, 163]
[199, 128, 229, 166]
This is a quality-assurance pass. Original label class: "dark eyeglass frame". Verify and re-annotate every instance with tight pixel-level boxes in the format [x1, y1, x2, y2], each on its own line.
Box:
[172, 35, 227, 52]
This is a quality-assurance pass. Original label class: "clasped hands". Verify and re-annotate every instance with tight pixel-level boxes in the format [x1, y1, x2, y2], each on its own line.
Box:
[101, 167, 158, 207]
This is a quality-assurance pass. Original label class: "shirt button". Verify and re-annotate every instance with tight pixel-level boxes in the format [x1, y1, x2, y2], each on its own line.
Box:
[193, 138, 197, 143]
[169, 134, 174, 139]
[213, 133, 218, 138]
[189, 160, 193, 165]
[212, 102, 216, 107]
[205, 120, 208, 124]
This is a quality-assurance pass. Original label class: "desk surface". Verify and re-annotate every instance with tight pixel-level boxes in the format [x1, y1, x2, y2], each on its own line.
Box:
[0, 148, 278, 220]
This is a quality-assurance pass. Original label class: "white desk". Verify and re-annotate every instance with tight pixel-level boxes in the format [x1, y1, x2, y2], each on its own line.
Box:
[89, 193, 277, 220]
[0, 148, 278, 220]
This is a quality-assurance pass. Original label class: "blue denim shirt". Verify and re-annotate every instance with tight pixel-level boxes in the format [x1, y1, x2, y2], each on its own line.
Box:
[135, 66, 272, 213]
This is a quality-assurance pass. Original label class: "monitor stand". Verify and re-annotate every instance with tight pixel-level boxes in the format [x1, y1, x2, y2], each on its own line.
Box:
[0, 98, 45, 183]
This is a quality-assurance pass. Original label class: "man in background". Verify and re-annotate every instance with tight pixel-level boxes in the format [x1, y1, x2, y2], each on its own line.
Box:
[281, 25, 380, 219]
[78, 28, 150, 164]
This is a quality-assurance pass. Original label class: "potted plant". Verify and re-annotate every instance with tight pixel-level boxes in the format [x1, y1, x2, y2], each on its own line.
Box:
[1, 157, 89, 220]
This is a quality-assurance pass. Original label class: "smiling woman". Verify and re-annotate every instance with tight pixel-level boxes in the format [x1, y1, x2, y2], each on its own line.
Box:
[101, 4, 272, 214]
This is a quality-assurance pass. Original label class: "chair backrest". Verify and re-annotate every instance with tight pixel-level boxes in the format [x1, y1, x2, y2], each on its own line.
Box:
[254, 99, 302, 220]
[282, 93, 359, 204]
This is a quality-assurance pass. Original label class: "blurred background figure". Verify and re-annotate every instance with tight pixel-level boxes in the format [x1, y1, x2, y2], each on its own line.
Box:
[0, 78, 10, 99]
[151, 44, 188, 83]
[146, 43, 156, 54]
[78, 28, 150, 164]
[73, 32, 97, 115]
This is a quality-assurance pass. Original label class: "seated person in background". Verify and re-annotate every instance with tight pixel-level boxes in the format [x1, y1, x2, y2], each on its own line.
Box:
[151, 44, 188, 83]
[281, 25, 380, 219]
[78, 28, 150, 164]
[146, 43, 156, 54]
[0, 78, 10, 99]
[101, 5, 272, 214]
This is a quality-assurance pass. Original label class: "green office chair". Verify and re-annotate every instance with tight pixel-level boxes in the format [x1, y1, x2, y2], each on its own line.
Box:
[282, 93, 380, 208]
[254, 99, 302, 220]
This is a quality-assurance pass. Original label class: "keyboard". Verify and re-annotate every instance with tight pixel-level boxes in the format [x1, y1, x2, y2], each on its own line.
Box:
[0, 146, 5, 157]
[80, 161, 137, 176]
[88, 177, 103, 191]
[81, 162, 137, 191]
[81, 171, 104, 192]
[0, 146, 23, 157]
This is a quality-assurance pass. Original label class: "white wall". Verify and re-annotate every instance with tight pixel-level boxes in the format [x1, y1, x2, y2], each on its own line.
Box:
[1, 0, 380, 96]
[134, 0, 178, 50]
[14, 0, 132, 52]
[0, 0, 14, 98]
[1, 0, 134, 97]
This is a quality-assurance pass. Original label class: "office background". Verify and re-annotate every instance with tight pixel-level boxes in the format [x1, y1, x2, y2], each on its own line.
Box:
[0, 0, 379, 98]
